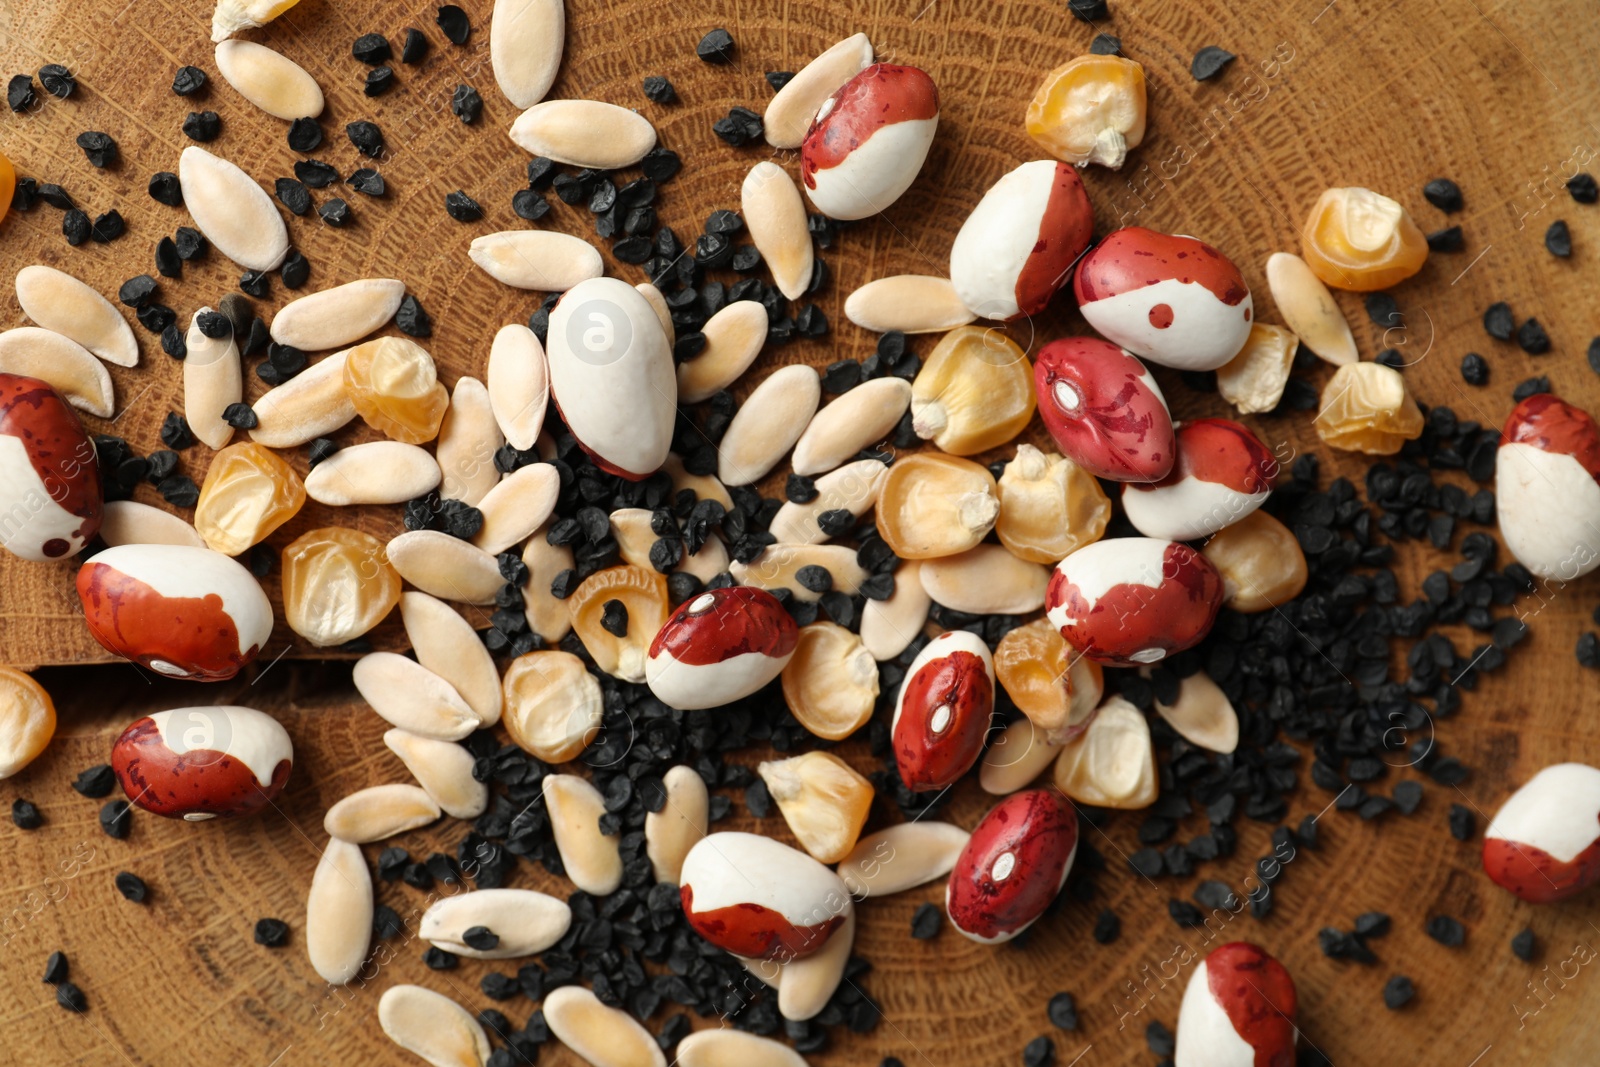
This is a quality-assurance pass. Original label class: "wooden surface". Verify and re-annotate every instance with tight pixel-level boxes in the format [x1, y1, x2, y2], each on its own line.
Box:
[2, 0, 1600, 1065]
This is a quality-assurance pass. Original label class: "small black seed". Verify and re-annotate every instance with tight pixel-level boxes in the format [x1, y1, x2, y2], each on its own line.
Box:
[642, 75, 676, 104]
[1545, 219, 1572, 258]
[401, 28, 430, 63]
[346, 120, 385, 157]
[294, 159, 340, 188]
[114, 871, 148, 902]
[1392, 779, 1423, 814]
[1354, 912, 1391, 938]
[172, 65, 207, 96]
[1511, 927, 1536, 961]
[512, 188, 549, 220]
[221, 403, 258, 430]
[1168, 900, 1204, 927]
[118, 275, 158, 308]
[395, 294, 432, 337]
[175, 226, 208, 260]
[909, 902, 942, 939]
[363, 65, 396, 96]
[1383, 975, 1415, 1009]
[765, 71, 794, 91]
[1426, 225, 1465, 253]
[1365, 292, 1401, 326]
[1046, 991, 1077, 1031]
[1459, 352, 1488, 386]
[1512, 375, 1550, 402]
[600, 599, 629, 637]
[318, 197, 351, 226]
[1190, 46, 1235, 81]
[712, 106, 763, 147]
[182, 110, 222, 142]
[445, 189, 484, 221]
[148, 171, 183, 207]
[436, 4, 471, 44]
[76, 131, 117, 168]
[273, 177, 312, 216]
[1092, 909, 1120, 943]
[159, 474, 200, 507]
[56, 982, 87, 1013]
[288, 117, 323, 152]
[641, 148, 681, 183]
[1146, 1021, 1175, 1057]
[1447, 804, 1475, 841]
[1576, 632, 1600, 668]
[38, 63, 76, 98]
[62, 209, 90, 246]
[424, 946, 459, 970]
[1567, 173, 1598, 204]
[1483, 301, 1514, 341]
[280, 249, 310, 289]
[1088, 32, 1122, 54]
[1426, 915, 1465, 947]
[43, 951, 69, 984]
[348, 168, 386, 196]
[352, 33, 392, 64]
[12, 799, 43, 830]
[1022, 1035, 1055, 1067]
[99, 799, 132, 839]
[1423, 178, 1463, 212]
[1067, 0, 1109, 20]
[452, 83, 483, 123]
[254, 918, 289, 947]
[696, 28, 736, 63]
[72, 764, 116, 797]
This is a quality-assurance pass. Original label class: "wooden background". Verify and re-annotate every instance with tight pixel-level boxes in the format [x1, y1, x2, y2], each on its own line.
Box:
[3, 0, 1600, 1064]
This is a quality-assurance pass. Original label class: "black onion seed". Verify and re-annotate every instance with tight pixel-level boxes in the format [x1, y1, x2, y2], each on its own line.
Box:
[1423, 178, 1463, 212]
[696, 28, 736, 63]
[1545, 219, 1572, 257]
[12, 799, 43, 830]
[436, 5, 471, 44]
[38, 64, 76, 98]
[172, 66, 206, 95]
[182, 110, 221, 142]
[1426, 226, 1464, 253]
[364, 66, 396, 96]
[114, 871, 148, 902]
[352, 33, 392, 64]
[445, 190, 484, 221]
[401, 28, 429, 63]
[76, 131, 117, 167]
[255, 918, 290, 947]
[288, 117, 323, 152]
[1191, 46, 1235, 80]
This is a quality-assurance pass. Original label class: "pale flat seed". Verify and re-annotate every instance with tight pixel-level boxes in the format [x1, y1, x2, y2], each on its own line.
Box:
[768, 459, 887, 545]
[543, 986, 667, 1067]
[472, 463, 560, 555]
[836, 822, 969, 898]
[678, 300, 768, 403]
[377, 984, 492, 1067]
[419, 888, 572, 960]
[324, 783, 441, 843]
[183, 307, 241, 450]
[677, 532, 729, 584]
[353, 651, 482, 739]
[436, 377, 503, 506]
[1152, 671, 1239, 754]
[636, 283, 675, 346]
[469, 232, 603, 292]
[742, 162, 813, 300]
[730, 544, 868, 602]
[662, 454, 732, 510]
[214, 39, 324, 120]
[485, 324, 549, 450]
[543, 774, 623, 896]
[0, 327, 114, 416]
[306, 838, 372, 985]
[859, 560, 930, 661]
[918, 545, 1049, 614]
[383, 729, 488, 820]
[14, 264, 139, 367]
[501, 650, 601, 761]
[491, 0, 564, 107]
[1053, 696, 1157, 809]
[386, 531, 504, 605]
[399, 591, 504, 727]
[305, 441, 441, 505]
[508, 100, 657, 169]
[678, 1028, 812, 1067]
[979, 716, 1061, 795]
[1217, 322, 1297, 415]
[644, 764, 708, 885]
[764, 32, 873, 149]
[99, 500, 207, 548]
[718, 365, 821, 486]
[1265, 252, 1357, 366]
[521, 524, 575, 642]
[609, 506, 725, 581]
[268, 278, 405, 350]
[778, 903, 853, 1024]
[178, 145, 289, 272]
[790, 377, 911, 476]
[249, 350, 357, 447]
[844, 275, 977, 334]
[212, 0, 302, 42]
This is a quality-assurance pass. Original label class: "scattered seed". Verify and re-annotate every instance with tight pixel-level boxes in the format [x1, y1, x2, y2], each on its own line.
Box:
[288, 116, 322, 151]
[364, 66, 396, 95]
[183, 110, 222, 141]
[90, 210, 125, 243]
[281, 249, 310, 289]
[436, 4, 471, 44]
[352, 33, 392, 64]
[99, 800, 131, 839]
[348, 167, 386, 196]
[697, 28, 735, 63]
[1459, 352, 1487, 386]
[1483, 301, 1514, 340]
[346, 120, 385, 156]
[306, 838, 374, 984]
[253, 918, 289, 947]
[72, 764, 116, 798]
[39, 64, 76, 98]
[114, 871, 148, 902]
[1545, 219, 1572, 257]
[56, 982, 87, 1013]
[274, 177, 312, 216]
[1146, 1021, 1174, 1057]
[1426, 225, 1464, 252]
[318, 198, 351, 226]
[642, 75, 676, 104]
[62, 209, 90, 246]
[1383, 975, 1415, 1009]
[1568, 173, 1598, 204]
[909, 902, 941, 939]
[1423, 178, 1462, 212]
[1511, 928, 1536, 961]
[1426, 915, 1465, 947]
[445, 190, 483, 221]
[1354, 912, 1391, 938]
[451, 83, 482, 123]
[12, 799, 43, 829]
[401, 27, 429, 63]
[1190, 46, 1234, 81]
[1576, 632, 1600, 668]
[1516, 317, 1550, 354]
[713, 106, 764, 146]
[1022, 1035, 1055, 1067]
[8, 74, 36, 111]
[76, 131, 117, 168]
[43, 952, 68, 984]
[180, 145, 289, 271]
[36, 183, 74, 209]
[172, 65, 207, 95]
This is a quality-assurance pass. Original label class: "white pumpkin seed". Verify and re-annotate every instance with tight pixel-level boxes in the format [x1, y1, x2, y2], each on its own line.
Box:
[678, 1028, 811, 1067]
[419, 888, 572, 960]
[662, 453, 732, 511]
[324, 783, 442, 843]
[718, 365, 821, 486]
[636, 282, 675, 346]
[98, 500, 207, 549]
[1265, 252, 1357, 366]
[790, 377, 911, 476]
[437, 377, 504, 506]
[764, 32, 873, 149]
[843, 275, 976, 335]
[768, 459, 887, 545]
[979, 716, 1061, 795]
[484, 324, 549, 451]
[305, 837, 372, 985]
[14, 264, 139, 367]
[1053, 696, 1157, 809]
[384, 728, 487, 820]
[508, 100, 657, 169]
[491, 0, 564, 107]
[677, 300, 768, 403]
[212, 0, 300, 41]
[386, 531, 505, 605]
[544, 774, 622, 895]
[377, 984, 491, 1067]
[304, 441, 440, 505]
[779, 903, 853, 1023]
[1152, 670, 1239, 754]
[183, 307, 241, 450]
[0, 327, 114, 416]
[469, 231, 603, 292]
[399, 591, 504, 727]
[268, 278, 405, 351]
[521, 523, 575, 642]
[836, 822, 969, 898]
[858, 560, 930, 661]
[742, 162, 813, 300]
[730, 544, 869, 602]
[608, 507, 725, 581]
[543, 986, 667, 1067]
[644, 765, 708, 885]
[918, 545, 1049, 615]
[214, 39, 324, 120]
[473, 463, 560, 555]
[178, 145, 289, 272]
[676, 532, 729, 584]
[249, 350, 357, 447]
[353, 651, 483, 740]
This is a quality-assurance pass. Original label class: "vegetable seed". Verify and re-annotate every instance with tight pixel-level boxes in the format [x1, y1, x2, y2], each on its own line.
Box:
[75, 131, 117, 168]
[1568, 172, 1598, 203]
[100, 800, 131, 839]
[436, 5, 471, 44]
[451, 84, 482, 123]
[255, 917, 290, 947]
[1511, 928, 1536, 961]
[275, 177, 312, 215]
[697, 28, 736, 63]
[318, 198, 350, 226]
[1483, 301, 1514, 340]
[72, 764, 116, 797]
[12, 798, 42, 829]
[1545, 219, 1572, 257]
[1190, 46, 1234, 81]
[114, 871, 148, 902]
[401, 28, 429, 63]
[445, 190, 484, 221]
[1460, 352, 1488, 386]
[172, 65, 207, 95]
[352, 33, 391, 64]
[183, 110, 222, 141]
[643, 75, 676, 104]
[1047, 992, 1077, 1030]
[62, 209, 90, 246]
[39, 64, 76, 98]
[43, 952, 68, 984]
[346, 120, 385, 156]
[1425, 914, 1464, 947]
[56, 982, 87, 1013]
[1515, 317, 1550, 354]
[364, 66, 396, 96]
[1426, 225, 1464, 252]
[1383, 975, 1415, 1009]
[1022, 1035, 1054, 1067]
[909, 902, 942, 939]
[287, 117, 322, 151]
[1423, 177, 1463, 212]
[8, 74, 36, 112]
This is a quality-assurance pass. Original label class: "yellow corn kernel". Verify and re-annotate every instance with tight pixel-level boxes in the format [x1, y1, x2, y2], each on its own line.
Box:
[344, 336, 449, 444]
[1314, 361, 1423, 454]
[781, 622, 879, 740]
[193, 441, 306, 556]
[282, 527, 401, 646]
[876, 452, 999, 560]
[757, 751, 874, 864]
[910, 326, 1035, 455]
[567, 566, 668, 683]
[1026, 55, 1147, 169]
[1300, 186, 1428, 292]
[1201, 510, 1307, 613]
[993, 618, 1103, 744]
[0, 667, 55, 778]
[995, 444, 1110, 564]
[1216, 323, 1298, 415]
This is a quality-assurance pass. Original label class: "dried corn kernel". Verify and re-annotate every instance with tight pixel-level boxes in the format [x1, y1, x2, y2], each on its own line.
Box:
[193, 441, 306, 556]
[995, 444, 1110, 564]
[568, 566, 668, 683]
[910, 326, 1035, 455]
[1201, 510, 1307, 613]
[212, 0, 301, 41]
[344, 336, 449, 444]
[0, 152, 15, 226]
[876, 452, 999, 560]
[1053, 696, 1156, 809]
[0, 667, 56, 778]
[757, 751, 873, 863]
[502, 650, 602, 762]
[1300, 186, 1428, 292]
[993, 618, 1103, 744]
[1314, 361, 1423, 454]
[1026, 54, 1147, 169]
[1216, 323, 1298, 415]
[282, 527, 401, 646]
[781, 622, 879, 740]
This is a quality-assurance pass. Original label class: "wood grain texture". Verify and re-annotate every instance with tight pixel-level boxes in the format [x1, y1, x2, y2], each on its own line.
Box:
[2, 0, 1600, 1064]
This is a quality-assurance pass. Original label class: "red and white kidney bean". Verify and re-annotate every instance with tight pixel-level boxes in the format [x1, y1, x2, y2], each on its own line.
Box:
[1495, 393, 1600, 581]
[891, 630, 995, 791]
[680, 831, 849, 960]
[801, 64, 939, 221]
[0, 373, 102, 563]
[1122, 418, 1279, 541]
[1482, 762, 1600, 904]
[111, 704, 293, 820]
[1033, 337, 1175, 482]
[946, 788, 1077, 943]
[1174, 941, 1298, 1067]
[1046, 537, 1223, 667]
[645, 586, 798, 710]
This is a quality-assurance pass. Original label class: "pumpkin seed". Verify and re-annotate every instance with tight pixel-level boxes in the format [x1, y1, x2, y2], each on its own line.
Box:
[98, 500, 207, 548]
[398, 591, 503, 727]
[543, 986, 667, 1067]
[324, 783, 441, 843]
[214, 39, 324, 120]
[644, 764, 708, 884]
[268, 278, 405, 351]
[844, 275, 977, 335]
[521, 523, 575, 642]
[304, 441, 440, 505]
[183, 307, 242, 450]
[376, 984, 491, 1067]
[305, 838, 372, 985]
[678, 1028, 812, 1066]
[677, 300, 768, 403]
[636, 282, 675, 346]
[718, 365, 821, 486]
[918, 545, 1049, 615]
[385, 530, 505, 605]
[1265, 252, 1357, 366]
[485, 324, 549, 450]
[249, 350, 357, 447]
[836, 821, 969, 897]
[508, 100, 657, 169]
[178, 146, 289, 271]
[0, 327, 114, 416]
[742, 161, 813, 300]
[544, 774, 623, 895]
[978, 716, 1061, 795]
[472, 462, 561, 554]
[419, 888, 572, 959]
[436, 377, 503, 506]
[1151, 670, 1238, 754]
[353, 651, 483, 739]
[778, 903, 854, 1023]
[383, 728, 487, 821]
[858, 560, 930, 661]
[790, 376, 911, 476]
[730, 543, 868, 602]
[768, 459, 887, 545]
[14, 264, 139, 367]
[490, 0, 564, 107]
[469, 231, 604, 291]
[763, 33, 873, 148]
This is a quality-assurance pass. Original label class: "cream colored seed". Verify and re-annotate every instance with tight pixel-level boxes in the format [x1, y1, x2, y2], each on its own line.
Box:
[735, 954, 783, 991]
[473, 463, 561, 555]
[1053, 696, 1157, 809]
[768, 459, 887, 545]
[386, 531, 505, 605]
[211, 0, 300, 41]
[1217, 322, 1299, 414]
[0, 668, 55, 780]
[508, 100, 658, 169]
[835, 821, 969, 898]
[742, 162, 813, 300]
[764, 32, 873, 148]
[876, 452, 998, 560]
[15, 264, 139, 367]
[778, 903, 853, 1024]
[782, 622, 879, 740]
[377, 985, 491, 1067]
[384, 728, 488, 820]
[324, 783, 441, 844]
[677, 300, 769, 403]
[269, 278, 405, 351]
[399, 592, 504, 727]
[719, 365, 822, 486]
[521, 524, 576, 642]
[644, 764, 709, 885]
[543, 986, 667, 1067]
[662, 454, 733, 511]
[790, 377, 911, 476]
[214, 39, 324, 120]
[486, 324, 549, 450]
[910, 326, 1036, 455]
[758, 751, 873, 864]
[979, 716, 1063, 795]
[1265, 252, 1357, 366]
[636, 283, 675, 346]
[1202, 509, 1309, 613]
[99, 501, 207, 548]
[469, 231, 603, 292]
[305, 838, 372, 985]
[353, 652, 482, 740]
[918, 545, 1049, 615]
[436, 377, 504, 506]
[858, 561, 930, 661]
[490, 0, 564, 107]
[420, 888, 572, 960]
[178, 146, 289, 272]
[183, 307, 242, 450]
[1153, 671, 1239, 754]
[843, 275, 976, 335]
[544, 774, 623, 895]
[304, 441, 441, 506]
[731, 544, 868, 602]
[501, 649, 602, 762]
[250, 351, 358, 447]
[995, 444, 1111, 564]
[0, 327, 114, 416]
